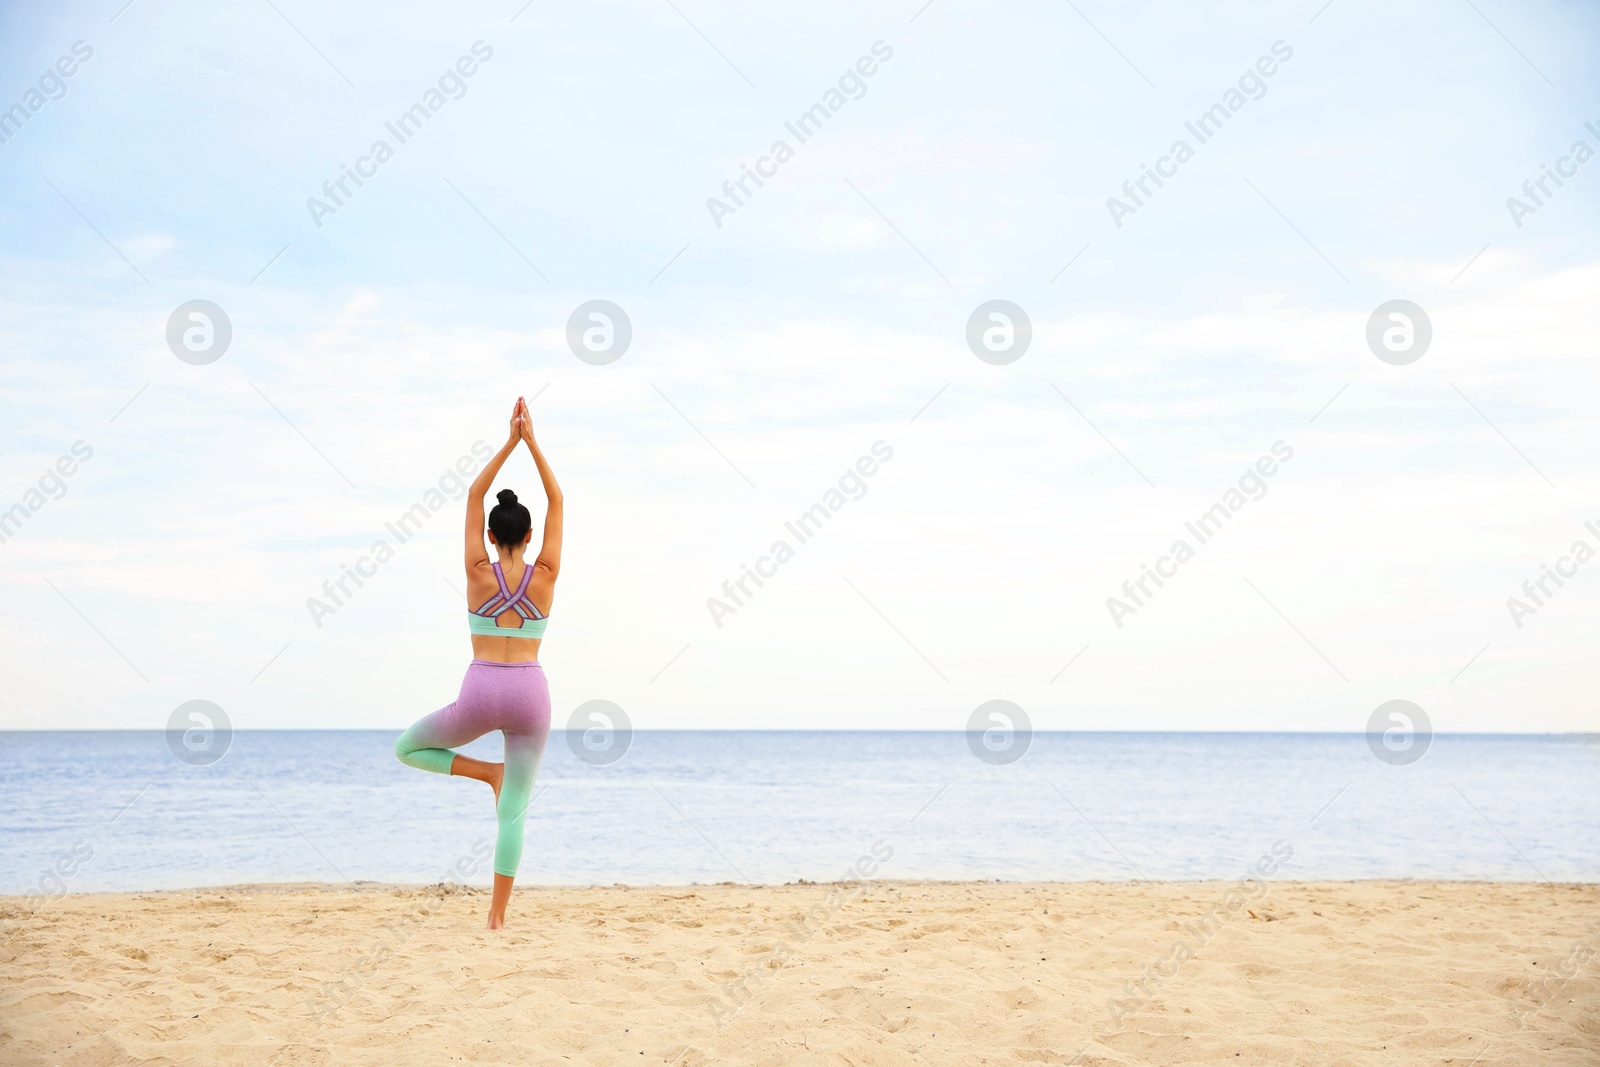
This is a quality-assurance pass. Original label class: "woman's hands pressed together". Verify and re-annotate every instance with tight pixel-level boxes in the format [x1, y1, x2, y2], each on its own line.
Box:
[507, 396, 529, 444]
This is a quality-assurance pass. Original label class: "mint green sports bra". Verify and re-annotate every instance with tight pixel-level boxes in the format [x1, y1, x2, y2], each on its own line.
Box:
[469, 560, 548, 639]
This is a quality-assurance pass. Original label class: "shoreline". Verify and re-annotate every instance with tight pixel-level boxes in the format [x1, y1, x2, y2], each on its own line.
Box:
[13, 873, 1600, 895]
[5, 874, 1593, 899]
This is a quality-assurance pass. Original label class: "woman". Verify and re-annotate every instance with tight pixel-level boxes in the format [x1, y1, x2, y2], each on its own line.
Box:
[395, 397, 561, 929]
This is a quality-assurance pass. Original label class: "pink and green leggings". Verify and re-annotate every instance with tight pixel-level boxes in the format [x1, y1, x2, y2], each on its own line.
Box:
[394, 659, 550, 877]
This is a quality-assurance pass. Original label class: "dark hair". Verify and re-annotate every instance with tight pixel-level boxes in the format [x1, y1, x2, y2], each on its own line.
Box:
[488, 489, 531, 545]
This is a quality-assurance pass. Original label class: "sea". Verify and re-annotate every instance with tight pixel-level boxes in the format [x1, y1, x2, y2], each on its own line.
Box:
[3, 731, 1596, 894]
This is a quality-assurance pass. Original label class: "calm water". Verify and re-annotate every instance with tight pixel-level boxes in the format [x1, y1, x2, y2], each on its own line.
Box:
[2, 731, 1596, 894]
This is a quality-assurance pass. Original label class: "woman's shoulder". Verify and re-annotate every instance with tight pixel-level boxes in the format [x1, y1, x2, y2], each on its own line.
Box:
[464, 559, 501, 591]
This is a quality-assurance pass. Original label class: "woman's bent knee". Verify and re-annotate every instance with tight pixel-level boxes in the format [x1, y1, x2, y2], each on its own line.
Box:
[394, 733, 427, 766]
[395, 734, 456, 775]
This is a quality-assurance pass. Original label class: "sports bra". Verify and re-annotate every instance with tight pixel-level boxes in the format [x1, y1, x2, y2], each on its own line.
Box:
[468, 560, 549, 639]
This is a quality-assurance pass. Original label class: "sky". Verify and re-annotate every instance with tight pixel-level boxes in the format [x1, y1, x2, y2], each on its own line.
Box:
[0, 0, 1597, 733]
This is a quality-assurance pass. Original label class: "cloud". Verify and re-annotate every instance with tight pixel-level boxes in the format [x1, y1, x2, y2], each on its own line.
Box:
[2, 0, 1596, 733]
[1, 256, 1596, 732]
[813, 212, 885, 247]
[119, 234, 175, 261]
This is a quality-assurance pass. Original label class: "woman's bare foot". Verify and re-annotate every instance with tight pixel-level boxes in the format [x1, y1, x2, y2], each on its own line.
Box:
[448, 755, 504, 807]
[487, 911, 506, 930]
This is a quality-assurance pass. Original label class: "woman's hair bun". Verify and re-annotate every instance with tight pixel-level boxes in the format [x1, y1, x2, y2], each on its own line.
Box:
[488, 488, 532, 545]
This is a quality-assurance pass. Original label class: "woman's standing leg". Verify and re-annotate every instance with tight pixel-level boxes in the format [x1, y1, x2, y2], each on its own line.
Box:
[485, 666, 552, 929]
[486, 731, 547, 928]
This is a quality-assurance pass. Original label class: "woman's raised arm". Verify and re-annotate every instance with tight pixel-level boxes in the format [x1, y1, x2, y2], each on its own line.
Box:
[464, 399, 527, 571]
[520, 416, 563, 578]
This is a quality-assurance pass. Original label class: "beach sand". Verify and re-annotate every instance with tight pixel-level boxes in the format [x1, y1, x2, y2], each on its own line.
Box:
[2, 880, 1595, 1066]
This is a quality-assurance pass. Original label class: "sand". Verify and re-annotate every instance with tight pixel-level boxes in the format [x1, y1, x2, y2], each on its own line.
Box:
[2, 880, 1596, 1066]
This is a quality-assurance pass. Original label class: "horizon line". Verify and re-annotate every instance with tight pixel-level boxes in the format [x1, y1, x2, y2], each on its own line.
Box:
[3, 727, 1595, 737]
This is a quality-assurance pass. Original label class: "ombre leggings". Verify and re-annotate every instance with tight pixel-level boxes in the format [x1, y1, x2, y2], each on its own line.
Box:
[394, 660, 550, 877]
